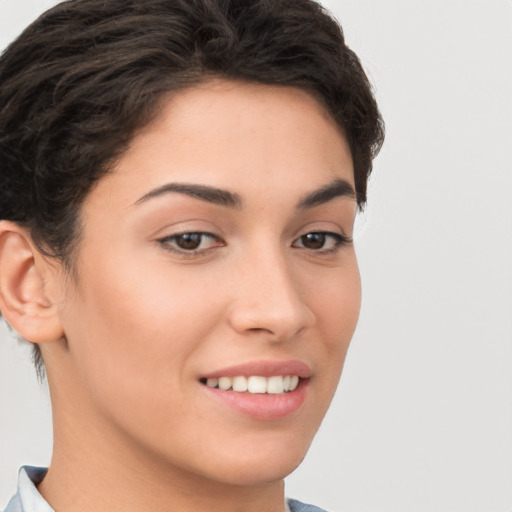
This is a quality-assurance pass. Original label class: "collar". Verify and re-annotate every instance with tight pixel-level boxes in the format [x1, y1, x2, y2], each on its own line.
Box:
[3, 466, 53, 512]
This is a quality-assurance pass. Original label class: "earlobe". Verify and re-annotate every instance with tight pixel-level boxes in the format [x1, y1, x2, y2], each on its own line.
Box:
[0, 221, 64, 343]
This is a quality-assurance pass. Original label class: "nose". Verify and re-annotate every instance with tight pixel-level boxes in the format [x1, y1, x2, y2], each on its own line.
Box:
[227, 248, 315, 341]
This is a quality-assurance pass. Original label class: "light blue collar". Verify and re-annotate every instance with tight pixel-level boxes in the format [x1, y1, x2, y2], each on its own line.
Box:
[3, 466, 53, 512]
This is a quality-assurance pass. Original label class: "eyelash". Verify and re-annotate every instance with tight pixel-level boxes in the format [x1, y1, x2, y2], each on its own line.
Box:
[292, 231, 352, 254]
[157, 232, 223, 256]
[157, 231, 352, 256]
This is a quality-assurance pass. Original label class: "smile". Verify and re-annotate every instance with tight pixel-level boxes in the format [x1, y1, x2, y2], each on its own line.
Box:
[202, 375, 300, 394]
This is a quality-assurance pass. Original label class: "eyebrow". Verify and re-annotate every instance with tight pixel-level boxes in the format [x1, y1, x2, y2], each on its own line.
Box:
[297, 178, 356, 209]
[134, 182, 242, 208]
[134, 177, 355, 210]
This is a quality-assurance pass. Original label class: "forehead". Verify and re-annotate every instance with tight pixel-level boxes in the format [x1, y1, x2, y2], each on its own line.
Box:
[85, 80, 354, 214]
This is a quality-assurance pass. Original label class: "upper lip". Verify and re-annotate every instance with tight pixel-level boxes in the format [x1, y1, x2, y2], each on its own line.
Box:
[201, 360, 312, 379]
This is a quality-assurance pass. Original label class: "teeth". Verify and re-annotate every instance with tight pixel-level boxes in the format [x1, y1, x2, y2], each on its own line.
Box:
[204, 375, 300, 394]
[266, 376, 284, 394]
[247, 376, 267, 393]
[232, 376, 248, 392]
[218, 377, 232, 391]
[206, 377, 219, 388]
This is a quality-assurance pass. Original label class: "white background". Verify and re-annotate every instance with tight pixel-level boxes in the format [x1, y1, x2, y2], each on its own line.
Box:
[1, 1, 511, 511]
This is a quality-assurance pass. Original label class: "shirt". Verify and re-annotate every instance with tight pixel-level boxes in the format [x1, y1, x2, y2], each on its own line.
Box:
[2, 467, 328, 512]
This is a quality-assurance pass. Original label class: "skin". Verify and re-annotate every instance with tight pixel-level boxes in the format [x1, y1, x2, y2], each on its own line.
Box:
[3, 80, 361, 512]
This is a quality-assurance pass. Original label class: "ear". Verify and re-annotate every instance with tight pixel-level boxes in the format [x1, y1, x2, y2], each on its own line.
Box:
[0, 221, 64, 343]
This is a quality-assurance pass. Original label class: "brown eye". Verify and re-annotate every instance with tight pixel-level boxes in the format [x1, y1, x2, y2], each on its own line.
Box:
[175, 233, 203, 250]
[159, 232, 223, 254]
[292, 231, 350, 253]
[300, 232, 326, 249]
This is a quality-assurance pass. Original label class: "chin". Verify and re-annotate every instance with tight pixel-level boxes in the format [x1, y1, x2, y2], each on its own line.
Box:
[187, 432, 313, 487]
[209, 456, 306, 487]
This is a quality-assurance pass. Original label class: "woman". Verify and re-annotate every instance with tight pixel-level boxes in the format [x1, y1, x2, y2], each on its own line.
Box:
[0, 0, 384, 511]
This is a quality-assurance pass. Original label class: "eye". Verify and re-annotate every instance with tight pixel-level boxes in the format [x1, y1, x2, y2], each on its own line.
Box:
[292, 231, 351, 253]
[158, 232, 223, 253]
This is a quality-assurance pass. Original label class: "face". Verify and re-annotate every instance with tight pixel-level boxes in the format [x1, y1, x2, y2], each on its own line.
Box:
[50, 80, 361, 487]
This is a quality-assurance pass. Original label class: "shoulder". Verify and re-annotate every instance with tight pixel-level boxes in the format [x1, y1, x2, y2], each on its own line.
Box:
[288, 498, 330, 512]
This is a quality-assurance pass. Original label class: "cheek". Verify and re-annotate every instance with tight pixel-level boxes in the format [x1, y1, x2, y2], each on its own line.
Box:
[60, 255, 220, 402]
[309, 260, 361, 384]
[57, 264, 227, 457]
[309, 257, 361, 338]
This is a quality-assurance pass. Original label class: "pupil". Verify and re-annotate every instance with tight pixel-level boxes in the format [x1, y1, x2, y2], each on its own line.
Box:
[302, 233, 325, 249]
[177, 233, 202, 250]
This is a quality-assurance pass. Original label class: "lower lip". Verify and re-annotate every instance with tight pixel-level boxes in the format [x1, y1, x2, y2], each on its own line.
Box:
[201, 379, 308, 421]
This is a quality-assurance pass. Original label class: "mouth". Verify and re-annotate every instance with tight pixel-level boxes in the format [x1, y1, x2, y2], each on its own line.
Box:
[198, 360, 310, 420]
[200, 375, 301, 394]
